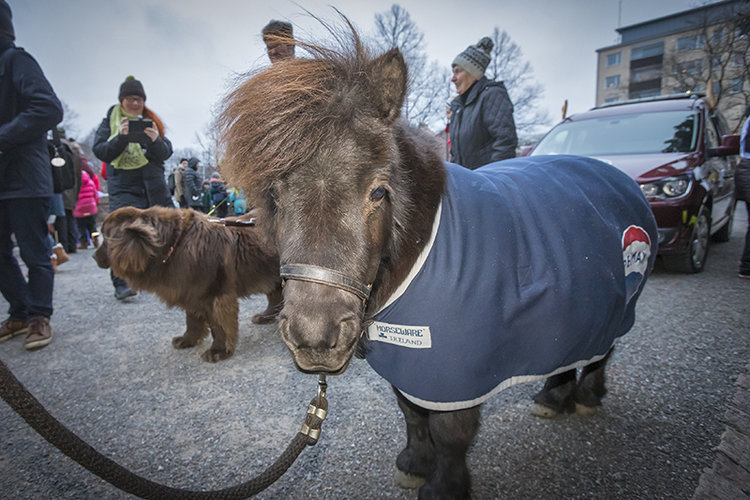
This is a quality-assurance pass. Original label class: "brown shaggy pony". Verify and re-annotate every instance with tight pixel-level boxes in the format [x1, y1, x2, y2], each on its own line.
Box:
[217, 23, 656, 499]
[93, 206, 282, 362]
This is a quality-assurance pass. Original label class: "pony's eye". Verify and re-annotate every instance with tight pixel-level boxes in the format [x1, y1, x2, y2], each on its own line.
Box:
[370, 186, 387, 202]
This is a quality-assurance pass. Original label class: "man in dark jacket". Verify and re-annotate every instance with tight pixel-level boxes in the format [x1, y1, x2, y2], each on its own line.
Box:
[0, 0, 63, 350]
[183, 157, 203, 211]
[449, 37, 518, 169]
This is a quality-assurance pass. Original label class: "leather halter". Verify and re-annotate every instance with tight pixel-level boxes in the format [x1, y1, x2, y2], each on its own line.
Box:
[280, 264, 372, 302]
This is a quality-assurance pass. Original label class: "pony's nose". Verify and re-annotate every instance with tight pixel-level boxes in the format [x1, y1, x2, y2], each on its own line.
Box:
[279, 281, 363, 373]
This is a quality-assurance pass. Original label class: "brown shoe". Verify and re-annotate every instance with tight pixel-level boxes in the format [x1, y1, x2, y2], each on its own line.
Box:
[25, 317, 52, 350]
[52, 244, 69, 265]
[0, 318, 29, 343]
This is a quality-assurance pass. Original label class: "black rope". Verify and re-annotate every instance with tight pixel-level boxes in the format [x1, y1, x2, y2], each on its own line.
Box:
[0, 358, 326, 499]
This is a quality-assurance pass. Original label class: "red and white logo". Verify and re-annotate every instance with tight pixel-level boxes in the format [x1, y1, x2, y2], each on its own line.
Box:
[622, 225, 651, 277]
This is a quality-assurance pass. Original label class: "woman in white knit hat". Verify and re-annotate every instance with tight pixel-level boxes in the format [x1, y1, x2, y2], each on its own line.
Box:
[449, 36, 518, 169]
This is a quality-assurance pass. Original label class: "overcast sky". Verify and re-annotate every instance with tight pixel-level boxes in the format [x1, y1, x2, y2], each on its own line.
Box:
[10, 0, 712, 153]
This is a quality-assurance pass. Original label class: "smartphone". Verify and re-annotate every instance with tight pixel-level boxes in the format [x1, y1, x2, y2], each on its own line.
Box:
[127, 119, 153, 143]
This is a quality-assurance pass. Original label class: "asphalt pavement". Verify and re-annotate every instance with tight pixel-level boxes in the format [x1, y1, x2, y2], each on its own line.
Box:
[0, 208, 749, 499]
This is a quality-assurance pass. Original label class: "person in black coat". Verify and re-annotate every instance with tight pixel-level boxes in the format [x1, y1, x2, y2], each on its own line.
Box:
[736, 107, 750, 280]
[0, 0, 63, 350]
[93, 76, 173, 299]
[183, 157, 203, 211]
[449, 37, 518, 169]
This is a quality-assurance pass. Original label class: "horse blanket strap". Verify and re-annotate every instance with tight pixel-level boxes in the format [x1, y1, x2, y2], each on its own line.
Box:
[364, 155, 658, 411]
[280, 264, 372, 301]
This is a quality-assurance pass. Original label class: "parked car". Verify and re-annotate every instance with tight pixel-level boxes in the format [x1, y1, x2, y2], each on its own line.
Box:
[528, 94, 740, 273]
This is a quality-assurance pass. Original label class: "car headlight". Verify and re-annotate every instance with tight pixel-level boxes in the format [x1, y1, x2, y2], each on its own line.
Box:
[640, 176, 692, 200]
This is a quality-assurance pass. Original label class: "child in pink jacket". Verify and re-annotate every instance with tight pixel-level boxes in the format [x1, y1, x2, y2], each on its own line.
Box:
[73, 171, 99, 249]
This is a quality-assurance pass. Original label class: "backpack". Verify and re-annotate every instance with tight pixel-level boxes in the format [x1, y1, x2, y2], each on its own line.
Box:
[47, 129, 76, 194]
[167, 171, 176, 195]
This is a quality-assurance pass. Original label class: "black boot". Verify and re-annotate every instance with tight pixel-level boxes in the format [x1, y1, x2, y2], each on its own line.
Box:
[112, 273, 136, 300]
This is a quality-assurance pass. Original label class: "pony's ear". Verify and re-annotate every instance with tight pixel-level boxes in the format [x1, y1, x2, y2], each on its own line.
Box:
[369, 48, 407, 122]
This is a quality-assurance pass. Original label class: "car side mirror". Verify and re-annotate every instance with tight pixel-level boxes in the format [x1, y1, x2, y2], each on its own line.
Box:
[708, 134, 740, 157]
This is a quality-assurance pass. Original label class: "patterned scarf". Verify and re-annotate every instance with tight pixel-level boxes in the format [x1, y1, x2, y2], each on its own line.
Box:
[108, 105, 149, 170]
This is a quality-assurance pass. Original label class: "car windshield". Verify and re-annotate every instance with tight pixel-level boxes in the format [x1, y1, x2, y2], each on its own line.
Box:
[532, 110, 700, 156]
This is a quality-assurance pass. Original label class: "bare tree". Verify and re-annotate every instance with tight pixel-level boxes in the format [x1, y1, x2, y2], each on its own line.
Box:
[59, 100, 79, 138]
[486, 27, 549, 137]
[663, 2, 750, 131]
[372, 4, 451, 128]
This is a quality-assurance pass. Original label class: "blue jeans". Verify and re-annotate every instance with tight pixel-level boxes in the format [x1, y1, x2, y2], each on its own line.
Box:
[0, 197, 54, 319]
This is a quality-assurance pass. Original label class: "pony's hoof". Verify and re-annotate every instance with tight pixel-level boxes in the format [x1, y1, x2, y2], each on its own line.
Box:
[395, 469, 425, 489]
[575, 402, 598, 416]
[530, 403, 561, 419]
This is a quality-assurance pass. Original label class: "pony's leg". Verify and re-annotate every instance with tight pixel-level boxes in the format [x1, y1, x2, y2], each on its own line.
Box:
[530, 369, 577, 418]
[419, 405, 480, 500]
[202, 296, 239, 362]
[172, 310, 209, 349]
[394, 388, 434, 489]
[251, 284, 283, 324]
[574, 348, 613, 415]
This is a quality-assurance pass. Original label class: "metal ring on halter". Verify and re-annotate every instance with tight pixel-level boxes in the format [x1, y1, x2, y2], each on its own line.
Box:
[280, 264, 372, 302]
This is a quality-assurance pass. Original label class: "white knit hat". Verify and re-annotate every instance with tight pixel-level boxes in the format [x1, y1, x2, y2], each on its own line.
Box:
[452, 37, 493, 80]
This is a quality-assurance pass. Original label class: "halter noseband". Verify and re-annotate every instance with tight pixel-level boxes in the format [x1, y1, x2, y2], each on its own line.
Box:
[280, 264, 372, 302]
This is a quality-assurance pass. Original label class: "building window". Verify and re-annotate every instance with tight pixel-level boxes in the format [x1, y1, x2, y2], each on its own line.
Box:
[711, 55, 722, 71]
[733, 52, 745, 67]
[713, 80, 721, 96]
[605, 75, 621, 88]
[675, 59, 704, 75]
[604, 97, 620, 103]
[631, 41, 664, 60]
[629, 88, 661, 99]
[712, 28, 725, 45]
[631, 67, 661, 83]
[676, 34, 705, 52]
[606, 52, 621, 67]
[730, 78, 743, 94]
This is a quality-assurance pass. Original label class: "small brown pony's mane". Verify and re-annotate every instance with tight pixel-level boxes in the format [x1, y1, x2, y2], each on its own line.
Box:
[218, 24, 380, 198]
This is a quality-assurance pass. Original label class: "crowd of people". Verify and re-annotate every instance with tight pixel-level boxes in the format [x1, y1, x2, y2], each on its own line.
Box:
[1, 0, 749, 358]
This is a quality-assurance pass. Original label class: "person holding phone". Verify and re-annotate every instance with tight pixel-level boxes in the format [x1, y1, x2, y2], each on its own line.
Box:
[92, 75, 173, 300]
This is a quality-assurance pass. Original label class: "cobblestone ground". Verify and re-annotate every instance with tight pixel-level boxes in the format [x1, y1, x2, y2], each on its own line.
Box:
[0, 209, 748, 499]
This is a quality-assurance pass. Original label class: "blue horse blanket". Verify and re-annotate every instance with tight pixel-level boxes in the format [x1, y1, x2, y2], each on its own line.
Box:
[365, 155, 657, 411]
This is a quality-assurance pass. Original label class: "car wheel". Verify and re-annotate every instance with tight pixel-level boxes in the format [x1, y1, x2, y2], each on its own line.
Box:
[662, 205, 711, 273]
[711, 200, 735, 243]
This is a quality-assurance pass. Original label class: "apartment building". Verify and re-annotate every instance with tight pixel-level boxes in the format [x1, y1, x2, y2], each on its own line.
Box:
[596, 0, 749, 130]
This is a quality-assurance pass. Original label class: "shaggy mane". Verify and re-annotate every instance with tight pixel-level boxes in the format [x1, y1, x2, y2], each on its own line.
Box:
[218, 25, 380, 198]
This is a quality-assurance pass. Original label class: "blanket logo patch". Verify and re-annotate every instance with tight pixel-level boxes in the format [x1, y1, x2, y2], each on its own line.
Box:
[622, 225, 651, 300]
[368, 321, 432, 349]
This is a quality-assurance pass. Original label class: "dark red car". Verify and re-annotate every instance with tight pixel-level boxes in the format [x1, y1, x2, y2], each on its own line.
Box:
[529, 94, 740, 273]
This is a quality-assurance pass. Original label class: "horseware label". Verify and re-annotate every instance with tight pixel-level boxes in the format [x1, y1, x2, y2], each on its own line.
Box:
[368, 321, 432, 348]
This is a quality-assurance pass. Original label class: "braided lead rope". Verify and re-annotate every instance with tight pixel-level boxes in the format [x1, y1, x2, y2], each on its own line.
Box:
[0, 358, 327, 499]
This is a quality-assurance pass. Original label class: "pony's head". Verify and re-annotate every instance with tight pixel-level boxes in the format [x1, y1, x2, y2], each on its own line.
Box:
[219, 27, 442, 374]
